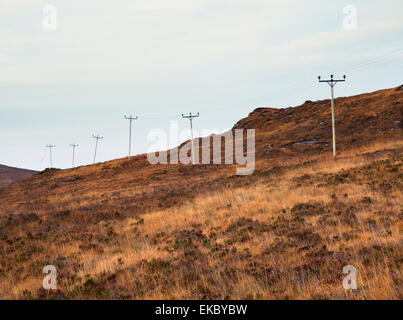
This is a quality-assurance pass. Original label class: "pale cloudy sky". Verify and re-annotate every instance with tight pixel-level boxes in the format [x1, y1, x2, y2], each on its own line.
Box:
[1, 0, 402, 170]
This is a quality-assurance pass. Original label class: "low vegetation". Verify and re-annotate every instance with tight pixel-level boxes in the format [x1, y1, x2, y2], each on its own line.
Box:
[0, 140, 402, 299]
[0, 86, 401, 299]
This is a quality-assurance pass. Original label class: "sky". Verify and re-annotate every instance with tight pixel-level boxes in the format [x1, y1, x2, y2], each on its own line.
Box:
[1, 0, 402, 170]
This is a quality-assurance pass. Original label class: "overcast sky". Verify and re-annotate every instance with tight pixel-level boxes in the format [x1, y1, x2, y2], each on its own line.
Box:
[1, 0, 402, 170]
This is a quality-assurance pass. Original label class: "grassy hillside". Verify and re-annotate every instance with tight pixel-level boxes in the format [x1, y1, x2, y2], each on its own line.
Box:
[0, 140, 402, 299]
[0, 86, 402, 299]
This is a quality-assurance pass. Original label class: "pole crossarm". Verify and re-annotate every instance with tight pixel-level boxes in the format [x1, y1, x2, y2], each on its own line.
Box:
[318, 75, 346, 86]
[181, 112, 199, 120]
[124, 115, 138, 121]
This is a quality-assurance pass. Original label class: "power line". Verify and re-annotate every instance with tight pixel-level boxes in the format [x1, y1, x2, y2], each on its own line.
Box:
[92, 134, 103, 164]
[69, 143, 79, 168]
[124, 115, 138, 159]
[181, 112, 199, 164]
[318, 74, 346, 157]
[347, 48, 403, 72]
[45, 144, 55, 168]
[252, 44, 403, 108]
[35, 42, 402, 169]
[117, 47, 401, 119]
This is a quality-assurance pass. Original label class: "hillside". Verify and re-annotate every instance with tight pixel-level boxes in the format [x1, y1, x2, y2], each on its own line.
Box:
[1, 86, 402, 216]
[234, 85, 403, 159]
[0, 164, 37, 187]
[0, 86, 402, 299]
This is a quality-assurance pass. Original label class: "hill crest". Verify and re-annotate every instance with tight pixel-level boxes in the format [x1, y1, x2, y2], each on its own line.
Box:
[0, 164, 37, 187]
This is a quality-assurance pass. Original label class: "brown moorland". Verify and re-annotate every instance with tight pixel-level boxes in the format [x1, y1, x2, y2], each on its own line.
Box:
[0, 86, 402, 299]
[0, 165, 37, 187]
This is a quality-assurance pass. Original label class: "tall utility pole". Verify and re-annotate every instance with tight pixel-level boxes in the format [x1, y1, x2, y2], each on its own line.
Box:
[92, 134, 103, 164]
[70, 143, 79, 168]
[318, 75, 346, 157]
[124, 115, 138, 159]
[45, 144, 56, 168]
[181, 112, 199, 164]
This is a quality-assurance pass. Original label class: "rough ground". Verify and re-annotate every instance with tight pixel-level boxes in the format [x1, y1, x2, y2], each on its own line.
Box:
[0, 86, 402, 299]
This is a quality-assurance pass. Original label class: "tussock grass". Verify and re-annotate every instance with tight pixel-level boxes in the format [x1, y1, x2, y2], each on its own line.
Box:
[0, 140, 402, 299]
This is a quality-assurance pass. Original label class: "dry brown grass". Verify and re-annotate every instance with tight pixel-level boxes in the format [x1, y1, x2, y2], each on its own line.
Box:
[0, 86, 402, 299]
[0, 139, 402, 300]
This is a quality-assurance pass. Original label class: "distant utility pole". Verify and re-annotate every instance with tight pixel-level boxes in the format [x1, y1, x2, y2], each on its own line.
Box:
[92, 134, 103, 164]
[70, 143, 79, 168]
[45, 144, 55, 168]
[181, 112, 199, 164]
[318, 74, 346, 157]
[124, 115, 138, 159]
